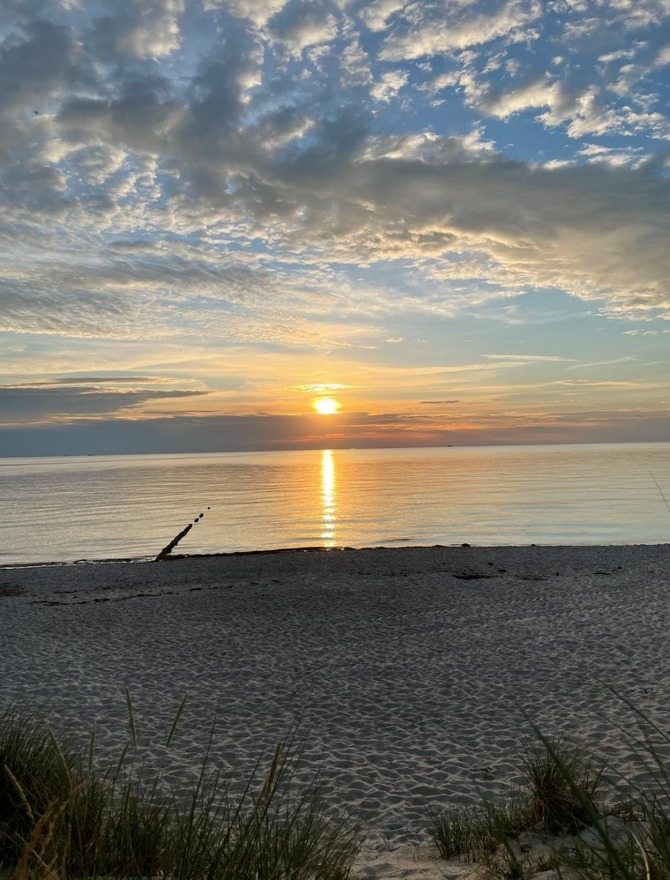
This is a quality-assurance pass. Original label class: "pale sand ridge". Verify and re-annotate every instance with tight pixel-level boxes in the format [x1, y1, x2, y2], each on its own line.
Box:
[1, 545, 669, 877]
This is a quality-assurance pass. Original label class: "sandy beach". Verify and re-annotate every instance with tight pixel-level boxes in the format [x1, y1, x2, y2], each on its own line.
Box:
[1, 544, 670, 878]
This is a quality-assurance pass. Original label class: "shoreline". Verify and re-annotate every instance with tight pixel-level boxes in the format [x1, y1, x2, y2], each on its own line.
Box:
[0, 544, 360, 571]
[2, 544, 670, 872]
[2, 538, 668, 571]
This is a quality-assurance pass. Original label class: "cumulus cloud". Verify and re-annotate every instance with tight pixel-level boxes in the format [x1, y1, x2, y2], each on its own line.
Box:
[370, 69, 409, 102]
[578, 142, 647, 166]
[359, 0, 406, 33]
[204, 0, 289, 27]
[0, 18, 88, 116]
[378, 0, 542, 60]
[91, 0, 185, 59]
[478, 74, 578, 121]
[418, 0, 670, 141]
[267, 1, 339, 52]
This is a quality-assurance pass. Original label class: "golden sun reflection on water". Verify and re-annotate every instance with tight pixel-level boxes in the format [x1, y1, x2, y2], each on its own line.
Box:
[320, 449, 336, 546]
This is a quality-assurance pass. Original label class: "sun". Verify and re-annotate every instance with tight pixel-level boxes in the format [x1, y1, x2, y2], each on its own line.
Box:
[313, 398, 341, 415]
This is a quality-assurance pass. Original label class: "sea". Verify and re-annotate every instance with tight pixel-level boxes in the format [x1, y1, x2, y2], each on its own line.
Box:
[1, 443, 669, 567]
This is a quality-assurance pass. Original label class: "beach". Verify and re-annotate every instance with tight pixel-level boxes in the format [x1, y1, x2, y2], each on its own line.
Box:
[1, 544, 670, 878]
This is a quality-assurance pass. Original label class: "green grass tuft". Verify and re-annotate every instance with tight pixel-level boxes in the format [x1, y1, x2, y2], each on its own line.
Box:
[427, 710, 670, 880]
[427, 738, 603, 864]
[523, 735, 602, 835]
[426, 792, 533, 861]
[0, 705, 362, 879]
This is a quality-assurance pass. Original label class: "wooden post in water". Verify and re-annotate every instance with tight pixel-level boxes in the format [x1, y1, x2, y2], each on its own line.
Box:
[155, 523, 193, 561]
[155, 506, 210, 561]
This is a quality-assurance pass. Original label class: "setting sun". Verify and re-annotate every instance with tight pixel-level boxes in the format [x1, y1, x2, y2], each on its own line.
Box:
[313, 398, 341, 415]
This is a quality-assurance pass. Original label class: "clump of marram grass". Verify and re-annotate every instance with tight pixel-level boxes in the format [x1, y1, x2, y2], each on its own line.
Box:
[428, 710, 670, 880]
[425, 803, 490, 860]
[427, 737, 603, 864]
[523, 736, 602, 835]
[426, 792, 533, 861]
[559, 702, 670, 880]
[0, 700, 362, 879]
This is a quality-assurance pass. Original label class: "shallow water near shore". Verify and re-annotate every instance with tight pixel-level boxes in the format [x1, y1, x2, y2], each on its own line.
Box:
[1, 442, 669, 566]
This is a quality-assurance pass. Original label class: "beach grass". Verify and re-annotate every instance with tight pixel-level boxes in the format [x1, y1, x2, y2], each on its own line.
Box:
[522, 736, 603, 835]
[0, 705, 362, 879]
[6, 699, 670, 880]
[427, 738, 601, 860]
[426, 793, 533, 862]
[427, 721, 670, 880]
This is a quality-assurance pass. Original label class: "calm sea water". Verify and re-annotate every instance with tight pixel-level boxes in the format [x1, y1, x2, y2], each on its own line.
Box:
[1, 443, 669, 566]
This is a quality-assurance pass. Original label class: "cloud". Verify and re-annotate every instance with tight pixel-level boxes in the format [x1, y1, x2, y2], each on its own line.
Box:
[90, 0, 185, 60]
[483, 354, 573, 363]
[294, 383, 353, 392]
[32, 376, 169, 385]
[0, 383, 207, 423]
[596, 0, 670, 31]
[293, 153, 670, 317]
[0, 18, 88, 116]
[5, 125, 670, 340]
[577, 143, 647, 167]
[370, 70, 409, 103]
[204, 0, 290, 28]
[0, 285, 143, 339]
[425, 1, 670, 140]
[378, 0, 541, 61]
[556, 379, 637, 387]
[267, 1, 339, 52]
[567, 356, 637, 370]
[3, 403, 670, 456]
[4, 70, 670, 343]
[623, 328, 670, 336]
[477, 74, 578, 121]
[360, 130, 496, 163]
[359, 0, 405, 33]
[563, 91, 669, 138]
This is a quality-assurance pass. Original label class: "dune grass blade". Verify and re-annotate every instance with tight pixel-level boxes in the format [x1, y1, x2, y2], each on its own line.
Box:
[650, 471, 670, 517]
[125, 689, 137, 748]
[86, 724, 96, 775]
[165, 693, 188, 748]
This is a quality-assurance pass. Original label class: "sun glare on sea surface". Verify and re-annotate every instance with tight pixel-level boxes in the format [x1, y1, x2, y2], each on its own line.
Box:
[313, 398, 341, 415]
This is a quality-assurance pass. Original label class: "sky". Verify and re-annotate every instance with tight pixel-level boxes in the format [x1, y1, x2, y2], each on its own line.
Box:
[1, 0, 670, 456]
